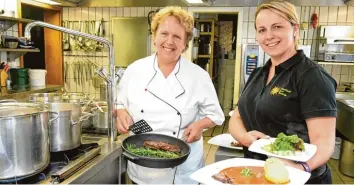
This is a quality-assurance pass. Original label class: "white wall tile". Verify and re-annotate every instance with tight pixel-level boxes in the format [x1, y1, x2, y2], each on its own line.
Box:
[63, 8, 69, 21]
[109, 8, 117, 19]
[138, 7, 145, 17]
[144, 7, 152, 15]
[249, 7, 256, 21]
[319, 7, 329, 23]
[81, 7, 89, 21]
[243, 7, 249, 21]
[75, 8, 81, 21]
[337, 6, 347, 23]
[124, 7, 130, 17]
[247, 22, 255, 38]
[328, 6, 338, 23]
[102, 8, 109, 21]
[242, 22, 248, 39]
[347, 6, 353, 23]
[130, 7, 138, 17]
[89, 7, 96, 20]
[95, 8, 103, 20]
[117, 7, 123, 17]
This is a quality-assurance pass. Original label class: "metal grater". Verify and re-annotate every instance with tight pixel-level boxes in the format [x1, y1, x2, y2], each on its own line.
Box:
[129, 119, 153, 134]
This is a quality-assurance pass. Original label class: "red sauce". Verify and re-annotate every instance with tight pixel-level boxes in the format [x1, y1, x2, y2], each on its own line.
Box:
[219, 166, 274, 184]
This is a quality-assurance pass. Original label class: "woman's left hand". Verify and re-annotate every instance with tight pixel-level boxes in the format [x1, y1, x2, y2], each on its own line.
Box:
[183, 121, 204, 143]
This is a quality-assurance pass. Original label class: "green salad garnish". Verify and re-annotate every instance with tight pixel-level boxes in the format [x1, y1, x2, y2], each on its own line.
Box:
[262, 133, 305, 156]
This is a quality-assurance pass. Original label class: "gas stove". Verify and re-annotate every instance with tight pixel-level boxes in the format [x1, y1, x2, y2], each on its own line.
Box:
[0, 143, 101, 184]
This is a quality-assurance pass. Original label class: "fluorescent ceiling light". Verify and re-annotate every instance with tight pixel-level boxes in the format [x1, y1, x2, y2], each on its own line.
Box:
[33, 0, 61, 5]
[186, 0, 204, 4]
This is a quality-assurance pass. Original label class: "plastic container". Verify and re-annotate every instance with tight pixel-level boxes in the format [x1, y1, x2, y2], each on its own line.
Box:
[9, 68, 30, 90]
[29, 69, 46, 87]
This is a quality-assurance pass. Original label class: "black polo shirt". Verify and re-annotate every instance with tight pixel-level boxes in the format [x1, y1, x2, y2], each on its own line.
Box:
[238, 50, 337, 178]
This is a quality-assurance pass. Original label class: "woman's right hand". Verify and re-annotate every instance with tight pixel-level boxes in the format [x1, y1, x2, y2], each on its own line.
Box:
[239, 130, 269, 147]
[116, 109, 133, 134]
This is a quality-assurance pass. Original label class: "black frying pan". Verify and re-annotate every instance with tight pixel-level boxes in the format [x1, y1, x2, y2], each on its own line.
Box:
[122, 133, 191, 168]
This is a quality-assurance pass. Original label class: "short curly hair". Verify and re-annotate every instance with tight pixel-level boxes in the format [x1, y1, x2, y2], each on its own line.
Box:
[151, 6, 194, 52]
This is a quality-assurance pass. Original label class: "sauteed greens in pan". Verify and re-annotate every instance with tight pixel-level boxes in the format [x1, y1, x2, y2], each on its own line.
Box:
[126, 143, 181, 159]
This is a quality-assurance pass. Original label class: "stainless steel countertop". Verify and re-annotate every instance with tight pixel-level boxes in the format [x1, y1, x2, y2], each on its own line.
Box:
[0, 85, 62, 100]
[40, 134, 125, 184]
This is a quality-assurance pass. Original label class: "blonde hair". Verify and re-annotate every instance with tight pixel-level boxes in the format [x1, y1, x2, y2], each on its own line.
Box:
[255, 0, 300, 50]
[151, 6, 194, 51]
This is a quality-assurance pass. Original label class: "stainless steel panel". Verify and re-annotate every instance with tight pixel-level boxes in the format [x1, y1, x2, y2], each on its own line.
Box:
[112, 18, 149, 67]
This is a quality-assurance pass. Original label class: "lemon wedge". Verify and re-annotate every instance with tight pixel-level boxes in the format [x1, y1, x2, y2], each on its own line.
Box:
[264, 158, 290, 184]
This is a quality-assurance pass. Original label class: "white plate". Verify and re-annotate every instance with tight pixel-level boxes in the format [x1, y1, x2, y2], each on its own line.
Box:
[190, 158, 311, 185]
[248, 138, 317, 162]
[207, 133, 242, 150]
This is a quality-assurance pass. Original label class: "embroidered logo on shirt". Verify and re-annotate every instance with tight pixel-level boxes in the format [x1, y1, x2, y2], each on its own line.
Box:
[270, 86, 291, 96]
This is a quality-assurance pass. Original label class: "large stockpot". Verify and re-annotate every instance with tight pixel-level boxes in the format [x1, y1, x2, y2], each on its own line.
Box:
[28, 93, 63, 103]
[46, 102, 91, 152]
[0, 101, 58, 180]
[62, 93, 89, 105]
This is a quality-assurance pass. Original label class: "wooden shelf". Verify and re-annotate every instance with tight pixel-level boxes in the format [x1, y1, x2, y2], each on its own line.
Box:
[0, 16, 33, 32]
[0, 48, 39, 52]
[0, 48, 40, 61]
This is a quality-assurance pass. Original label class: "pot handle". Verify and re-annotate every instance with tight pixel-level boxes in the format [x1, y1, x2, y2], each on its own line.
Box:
[70, 112, 94, 125]
[48, 111, 59, 123]
[0, 99, 18, 103]
[122, 151, 139, 160]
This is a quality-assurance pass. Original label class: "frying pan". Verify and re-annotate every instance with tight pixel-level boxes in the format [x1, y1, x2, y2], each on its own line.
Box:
[122, 133, 191, 168]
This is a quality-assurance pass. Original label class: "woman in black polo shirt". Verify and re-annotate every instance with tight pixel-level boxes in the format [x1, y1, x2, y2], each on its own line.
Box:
[229, 0, 337, 184]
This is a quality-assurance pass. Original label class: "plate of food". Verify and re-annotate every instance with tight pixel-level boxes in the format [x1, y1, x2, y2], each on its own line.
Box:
[208, 133, 243, 150]
[190, 157, 311, 185]
[248, 133, 317, 162]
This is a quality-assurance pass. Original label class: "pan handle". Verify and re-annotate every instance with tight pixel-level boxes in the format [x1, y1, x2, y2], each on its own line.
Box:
[122, 151, 139, 161]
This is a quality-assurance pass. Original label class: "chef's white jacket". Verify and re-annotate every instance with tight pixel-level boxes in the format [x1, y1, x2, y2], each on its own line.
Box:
[116, 53, 224, 184]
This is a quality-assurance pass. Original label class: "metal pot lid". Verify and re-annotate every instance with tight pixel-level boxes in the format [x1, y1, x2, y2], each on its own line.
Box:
[0, 103, 47, 117]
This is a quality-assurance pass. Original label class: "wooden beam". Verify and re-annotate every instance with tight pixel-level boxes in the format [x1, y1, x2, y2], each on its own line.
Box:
[17, 0, 24, 67]
[21, 0, 61, 11]
[43, 10, 63, 85]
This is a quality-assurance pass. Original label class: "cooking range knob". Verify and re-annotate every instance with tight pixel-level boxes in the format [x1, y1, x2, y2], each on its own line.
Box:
[331, 55, 336, 60]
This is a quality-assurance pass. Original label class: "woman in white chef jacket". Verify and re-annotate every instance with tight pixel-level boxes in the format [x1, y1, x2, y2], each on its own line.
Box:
[115, 6, 224, 184]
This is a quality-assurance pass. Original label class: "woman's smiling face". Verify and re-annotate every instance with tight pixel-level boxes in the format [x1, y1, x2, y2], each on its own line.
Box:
[255, 9, 297, 58]
[154, 16, 187, 62]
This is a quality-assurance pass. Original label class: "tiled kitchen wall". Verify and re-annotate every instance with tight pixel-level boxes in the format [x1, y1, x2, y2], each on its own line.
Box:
[243, 6, 354, 86]
[0, 0, 20, 67]
[63, 5, 354, 98]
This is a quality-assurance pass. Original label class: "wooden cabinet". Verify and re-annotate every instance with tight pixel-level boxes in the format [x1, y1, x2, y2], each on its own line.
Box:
[193, 18, 219, 81]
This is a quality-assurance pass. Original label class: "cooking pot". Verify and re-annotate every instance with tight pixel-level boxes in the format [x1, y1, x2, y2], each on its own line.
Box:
[46, 102, 92, 152]
[91, 105, 108, 129]
[122, 133, 190, 168]
[0, 101, 58, 180]
[28, 93, 63, 103]
[9, 68, 30, 91]
[62, 93, 89, 105]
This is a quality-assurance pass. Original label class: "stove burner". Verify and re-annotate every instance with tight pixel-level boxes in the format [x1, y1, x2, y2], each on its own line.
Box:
[0, 143, 100, 184]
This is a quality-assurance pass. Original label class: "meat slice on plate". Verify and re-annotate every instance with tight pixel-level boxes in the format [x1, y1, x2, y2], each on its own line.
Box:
[144, 140, 181, 153]
[212, 172, 234, 184]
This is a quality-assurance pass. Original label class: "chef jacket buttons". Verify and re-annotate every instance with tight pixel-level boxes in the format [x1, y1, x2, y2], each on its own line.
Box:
[173, 131, 176, 135]
[141, 109, 144, 113]
[177, 112, 180, 115]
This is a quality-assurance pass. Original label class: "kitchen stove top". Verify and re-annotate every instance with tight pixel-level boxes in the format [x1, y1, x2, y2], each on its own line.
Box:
[0, 143, 100, 184]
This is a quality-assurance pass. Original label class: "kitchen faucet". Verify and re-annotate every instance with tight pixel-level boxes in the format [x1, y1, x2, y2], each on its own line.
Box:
[24, 21, 117, 142]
